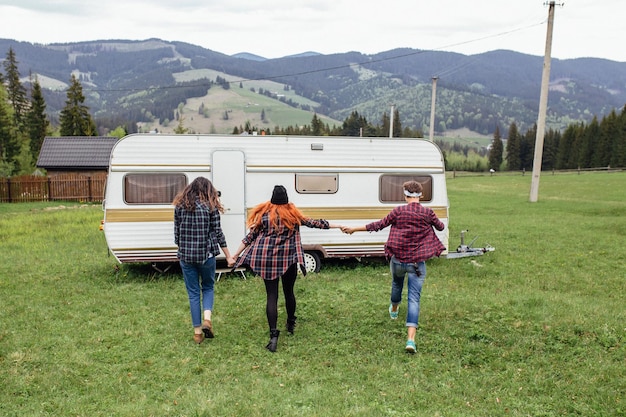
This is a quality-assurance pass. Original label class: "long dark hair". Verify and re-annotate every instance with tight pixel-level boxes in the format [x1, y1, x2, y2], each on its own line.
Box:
[172, 177, 224, 213]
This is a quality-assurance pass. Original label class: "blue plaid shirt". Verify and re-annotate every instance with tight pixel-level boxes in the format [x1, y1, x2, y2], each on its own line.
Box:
[234, 214, 330, 280]
[366, 202, 445, 263]
[174, 200, 227, 263]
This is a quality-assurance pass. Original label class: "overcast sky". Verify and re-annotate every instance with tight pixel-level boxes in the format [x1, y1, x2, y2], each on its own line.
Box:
[1, 0, 624, 62]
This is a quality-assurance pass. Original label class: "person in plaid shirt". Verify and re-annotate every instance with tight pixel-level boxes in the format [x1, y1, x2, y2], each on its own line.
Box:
[230, 185, 343, 352]
[343, 180, 445, 354]
[173, 177, 234, 344]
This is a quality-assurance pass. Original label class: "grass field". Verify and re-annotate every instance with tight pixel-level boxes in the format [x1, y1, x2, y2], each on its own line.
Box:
[1, 172, 624, 416]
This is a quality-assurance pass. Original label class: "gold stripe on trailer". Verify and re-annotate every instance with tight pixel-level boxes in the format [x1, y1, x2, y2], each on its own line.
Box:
[105, 208, 174, 222]
[105, 206, 448, 223]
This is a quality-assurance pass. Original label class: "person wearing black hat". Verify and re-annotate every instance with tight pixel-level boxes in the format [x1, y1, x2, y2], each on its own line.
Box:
[230, 185, 343, 352]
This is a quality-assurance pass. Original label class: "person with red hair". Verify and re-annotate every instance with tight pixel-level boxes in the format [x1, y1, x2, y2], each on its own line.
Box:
[230, 185, 343, 352]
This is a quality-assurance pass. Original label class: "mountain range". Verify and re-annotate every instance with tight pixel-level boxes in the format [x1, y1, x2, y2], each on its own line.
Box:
[2, 38, 625, 137]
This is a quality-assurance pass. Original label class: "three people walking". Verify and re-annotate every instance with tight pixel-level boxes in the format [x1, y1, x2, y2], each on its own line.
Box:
[175, 180, 445, 353]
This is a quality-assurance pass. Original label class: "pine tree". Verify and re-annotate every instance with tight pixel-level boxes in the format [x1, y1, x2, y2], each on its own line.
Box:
[311, 113, 324, 136]
[0, 84, 18, 176]
[579, 117, 599, 168]
[556, 124, 577, 169]
[3, 47, 29, 130]
[541, 128, 560, 171]
[593, 111, 615, 168]
[59, 74, 97, 136]
[173, 116, 189, 134]
[26, 77, 50, 158]
[610, 105, 626, 168]
[488, 125, 503, 170]
[505, 122, 521, 170]
[392, 108, 402, 138]
[380, 112, 390, 137]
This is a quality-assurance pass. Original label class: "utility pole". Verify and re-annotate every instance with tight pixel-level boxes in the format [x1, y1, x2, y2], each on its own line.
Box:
[530, 1, 559, 202]
[429, 76, 438, 141]
[389, 104, 395, 138]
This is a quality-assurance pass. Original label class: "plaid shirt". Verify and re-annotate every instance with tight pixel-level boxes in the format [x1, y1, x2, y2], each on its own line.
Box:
[235, 214, 330, 280]
[174, 200, 227, 263]
[366, 202, 445, 263]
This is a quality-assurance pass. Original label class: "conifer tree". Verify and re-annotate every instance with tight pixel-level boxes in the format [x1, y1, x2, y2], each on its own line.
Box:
[380, 112, 390, 137]
[311, 113, 324, 136]
[59, 74, 97, 136]
[505, 122, 521, 170]
[592, 111, 615, 167]
[26, 77, 50, 158]
[488, 125, 503, 171]
[3, 47, 29, 130]
[0, 84, 18, 176]
[520, 124, 536, 170]
[392, 108, 402, 138]
[556, 123, 578, 169]
[579, 117, 599, 168]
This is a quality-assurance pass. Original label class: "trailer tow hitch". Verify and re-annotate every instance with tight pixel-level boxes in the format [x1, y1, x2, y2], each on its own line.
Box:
[446, 230, 495, 259]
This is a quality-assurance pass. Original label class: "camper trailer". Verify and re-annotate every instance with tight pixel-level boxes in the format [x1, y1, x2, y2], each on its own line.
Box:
[101, 134, 449, 272]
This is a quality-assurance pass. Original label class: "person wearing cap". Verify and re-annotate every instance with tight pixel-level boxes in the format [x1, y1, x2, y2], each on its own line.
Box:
[230, 185, 343, 352]
[342, 180, 445, 354]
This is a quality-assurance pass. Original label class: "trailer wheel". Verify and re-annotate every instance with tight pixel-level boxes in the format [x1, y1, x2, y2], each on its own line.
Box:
[303, 251, 321, 273]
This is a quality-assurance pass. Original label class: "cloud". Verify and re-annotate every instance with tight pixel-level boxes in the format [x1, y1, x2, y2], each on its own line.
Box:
[0, 0, 625, 61]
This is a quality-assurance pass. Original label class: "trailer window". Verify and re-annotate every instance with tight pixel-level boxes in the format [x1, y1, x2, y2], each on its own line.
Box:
[380, 175, 433, 203]
[295, 174, 338, 194]
[124, 174, 187, 204]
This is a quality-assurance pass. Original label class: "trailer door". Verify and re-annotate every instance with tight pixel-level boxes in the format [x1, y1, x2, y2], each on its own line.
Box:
[212, 150, 246, 254]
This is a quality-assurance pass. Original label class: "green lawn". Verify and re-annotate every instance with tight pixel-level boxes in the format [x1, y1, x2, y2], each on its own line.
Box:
[1, 172, 624, 416]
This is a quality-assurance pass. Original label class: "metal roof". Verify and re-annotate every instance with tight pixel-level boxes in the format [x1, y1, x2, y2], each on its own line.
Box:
[36, 136, 118, 170]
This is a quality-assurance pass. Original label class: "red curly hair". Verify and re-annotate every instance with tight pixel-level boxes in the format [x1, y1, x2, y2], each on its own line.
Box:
[247, 201, 306, 231]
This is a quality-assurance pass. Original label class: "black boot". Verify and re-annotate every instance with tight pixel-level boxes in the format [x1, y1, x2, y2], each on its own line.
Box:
[286, 316, 297, 334]
[266, 329, 280, 352]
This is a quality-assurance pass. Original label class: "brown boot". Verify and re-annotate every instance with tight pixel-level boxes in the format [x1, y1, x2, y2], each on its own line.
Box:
[193, 333, 204, 344]
[202, 319, 214, 338]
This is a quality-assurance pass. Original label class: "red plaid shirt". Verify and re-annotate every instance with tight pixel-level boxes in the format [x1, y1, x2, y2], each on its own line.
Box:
[366, 202, 445, 263]
[235, 214, 330, 279]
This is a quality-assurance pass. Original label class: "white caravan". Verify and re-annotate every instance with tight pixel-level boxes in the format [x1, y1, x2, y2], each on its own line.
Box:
[101, 134, 449, 272]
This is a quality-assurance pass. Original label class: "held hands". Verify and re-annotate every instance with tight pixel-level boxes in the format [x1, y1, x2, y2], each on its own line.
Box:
[226, 256, 236, 267]
[341, 226, 356, 235]
[331, 224, 356, 235]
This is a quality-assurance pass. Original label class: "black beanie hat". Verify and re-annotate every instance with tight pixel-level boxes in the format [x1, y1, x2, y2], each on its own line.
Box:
[271, 185, 289, 205]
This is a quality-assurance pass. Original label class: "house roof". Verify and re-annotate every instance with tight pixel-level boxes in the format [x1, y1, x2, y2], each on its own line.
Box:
[36, 136, 119, 170]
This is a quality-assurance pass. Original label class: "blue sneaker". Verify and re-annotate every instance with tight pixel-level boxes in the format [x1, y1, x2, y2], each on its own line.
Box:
[405, 340, 416, 353]
[389, 304, 398, 320]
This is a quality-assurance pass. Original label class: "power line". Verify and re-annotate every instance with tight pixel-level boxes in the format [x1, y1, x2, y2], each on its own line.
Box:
[82, 18, 546, 94]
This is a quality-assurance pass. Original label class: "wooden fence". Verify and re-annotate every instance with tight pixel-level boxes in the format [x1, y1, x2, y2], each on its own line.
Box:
[0, 173, 107, 203]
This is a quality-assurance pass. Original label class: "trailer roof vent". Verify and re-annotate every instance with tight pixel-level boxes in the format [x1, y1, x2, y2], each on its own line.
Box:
[310, 143, 324, 151]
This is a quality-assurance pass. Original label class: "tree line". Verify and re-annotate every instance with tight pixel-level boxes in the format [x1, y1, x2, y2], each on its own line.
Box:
[488, 105, 626, 172]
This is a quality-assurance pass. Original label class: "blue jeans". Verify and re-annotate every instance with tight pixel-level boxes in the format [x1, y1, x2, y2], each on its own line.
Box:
[180, 257, 216, 327]
[390, 257, 426, 328]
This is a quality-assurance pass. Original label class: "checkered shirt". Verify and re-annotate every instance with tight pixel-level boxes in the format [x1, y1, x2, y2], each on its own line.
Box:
[235, 214, 330, 280]
[366, 202, 445, 263]
[174, 200, 228, 263]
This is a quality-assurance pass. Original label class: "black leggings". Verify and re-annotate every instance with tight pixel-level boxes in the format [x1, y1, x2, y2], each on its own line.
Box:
[263, 263, 298, 331]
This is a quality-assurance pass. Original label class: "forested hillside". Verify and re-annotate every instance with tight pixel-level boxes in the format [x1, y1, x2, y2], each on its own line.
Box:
[1, 38, 625, 137]
[1, 38, 626, 179]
